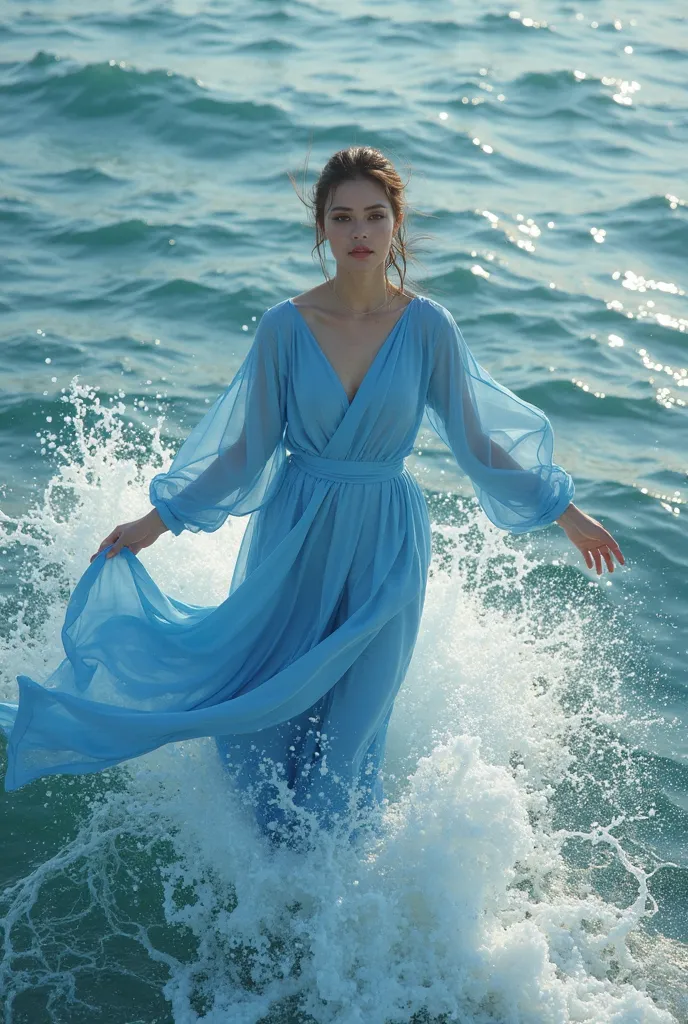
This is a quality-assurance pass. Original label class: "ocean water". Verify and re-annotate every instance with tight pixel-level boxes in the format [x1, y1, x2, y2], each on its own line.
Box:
[1, 0, 687, 1021]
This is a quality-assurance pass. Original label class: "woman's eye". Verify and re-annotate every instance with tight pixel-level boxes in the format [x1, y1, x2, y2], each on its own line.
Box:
[333, 214, 384, 221]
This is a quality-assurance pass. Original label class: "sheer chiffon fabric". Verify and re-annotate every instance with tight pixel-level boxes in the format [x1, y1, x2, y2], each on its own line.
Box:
[1, 296, 574, 835]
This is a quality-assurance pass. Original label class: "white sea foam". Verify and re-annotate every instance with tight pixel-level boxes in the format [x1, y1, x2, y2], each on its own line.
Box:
[0, 382, 684, 1023]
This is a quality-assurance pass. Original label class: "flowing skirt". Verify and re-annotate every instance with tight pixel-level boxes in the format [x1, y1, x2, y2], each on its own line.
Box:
[1, 456, 432, 838]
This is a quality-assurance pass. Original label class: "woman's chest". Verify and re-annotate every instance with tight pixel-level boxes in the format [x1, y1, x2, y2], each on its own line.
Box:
[299, 316, 407, 404]
[285, 325, 432, 443]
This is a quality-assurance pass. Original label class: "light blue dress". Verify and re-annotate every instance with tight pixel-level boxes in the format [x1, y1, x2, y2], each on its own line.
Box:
[0, 295, 574, 836]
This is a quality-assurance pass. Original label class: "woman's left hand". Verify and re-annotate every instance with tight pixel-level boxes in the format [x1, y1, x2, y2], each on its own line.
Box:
[556, 504, 626, 575]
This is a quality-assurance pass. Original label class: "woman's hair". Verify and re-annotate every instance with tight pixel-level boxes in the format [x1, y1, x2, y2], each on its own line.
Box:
[288, 145, 432, 297]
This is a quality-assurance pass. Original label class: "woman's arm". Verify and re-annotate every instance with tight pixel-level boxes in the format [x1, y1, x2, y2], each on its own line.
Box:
[485, 382, 625, 574]
[425, 305, 625, 573]
[148, 310, 287, 535]
[91, 306, 288, 559]
[425, 306, 575, 533]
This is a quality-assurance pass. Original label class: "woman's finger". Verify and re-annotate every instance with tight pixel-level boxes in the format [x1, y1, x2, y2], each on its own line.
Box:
[94, 527, 119, 558]
[90, 536, 115, 563]
[597, 535, 624, 567]
[600, 531, 625, 566]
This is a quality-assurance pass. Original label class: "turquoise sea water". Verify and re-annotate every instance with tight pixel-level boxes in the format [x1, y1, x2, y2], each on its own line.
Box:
[1, 1, 686, 1021]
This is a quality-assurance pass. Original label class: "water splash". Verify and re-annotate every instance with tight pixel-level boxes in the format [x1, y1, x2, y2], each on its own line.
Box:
[0, 381, 684, 1023]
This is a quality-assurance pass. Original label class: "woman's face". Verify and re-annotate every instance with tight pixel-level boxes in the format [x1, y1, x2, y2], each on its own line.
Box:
[322, 177, 400, 273]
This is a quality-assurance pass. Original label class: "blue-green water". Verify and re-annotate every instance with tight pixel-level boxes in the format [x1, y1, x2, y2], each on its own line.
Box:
[1, 2, 686, 1021]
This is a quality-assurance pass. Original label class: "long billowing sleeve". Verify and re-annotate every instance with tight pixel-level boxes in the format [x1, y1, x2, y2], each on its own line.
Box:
[425, 305, 574, 533]
[149, 307, 288, 535]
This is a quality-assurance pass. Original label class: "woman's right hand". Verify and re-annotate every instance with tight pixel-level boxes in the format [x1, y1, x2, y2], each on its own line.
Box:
[90, 508, 169, 563]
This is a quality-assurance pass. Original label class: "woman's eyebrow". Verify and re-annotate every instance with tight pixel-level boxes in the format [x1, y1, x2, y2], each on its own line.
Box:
[328, 204, 389, 212]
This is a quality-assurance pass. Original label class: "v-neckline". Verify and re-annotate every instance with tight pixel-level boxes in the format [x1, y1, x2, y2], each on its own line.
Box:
[288, 296, 418, 407]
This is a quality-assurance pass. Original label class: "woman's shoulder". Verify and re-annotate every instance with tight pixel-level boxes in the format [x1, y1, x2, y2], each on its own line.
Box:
[416, 295, 454, 324]
[260, 298, 293, 322]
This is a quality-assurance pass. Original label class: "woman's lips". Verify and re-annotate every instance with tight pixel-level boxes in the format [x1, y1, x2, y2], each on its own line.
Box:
[350, 249, 372, 258]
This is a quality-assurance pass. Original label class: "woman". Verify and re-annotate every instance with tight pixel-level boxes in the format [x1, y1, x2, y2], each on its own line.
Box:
[0, 146, 624, 843]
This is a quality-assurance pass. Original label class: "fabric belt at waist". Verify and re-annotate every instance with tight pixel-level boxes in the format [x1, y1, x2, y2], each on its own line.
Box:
[288, 451, 405, 483]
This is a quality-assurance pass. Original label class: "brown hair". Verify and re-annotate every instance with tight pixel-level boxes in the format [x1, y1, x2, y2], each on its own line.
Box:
[288, 144, 434, 298]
